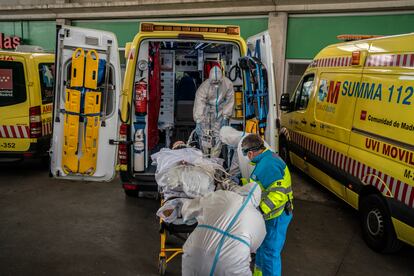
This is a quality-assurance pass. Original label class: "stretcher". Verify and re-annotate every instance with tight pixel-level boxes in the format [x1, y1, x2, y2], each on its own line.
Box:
[62, 48, 102, 175]
[158, 198, 197, 276]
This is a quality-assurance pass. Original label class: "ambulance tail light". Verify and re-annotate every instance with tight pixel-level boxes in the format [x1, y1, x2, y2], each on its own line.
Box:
[29, 106, 42, 138]
[119, 144, 128, 165]
[123, 183, 138, 191]
[352, 51, 361, 65]
[118, 123, 129, 165]
[119, 123, 128, 141]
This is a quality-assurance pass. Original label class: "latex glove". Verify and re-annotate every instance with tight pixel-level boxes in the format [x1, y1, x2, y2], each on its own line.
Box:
[222, 117, 230, 126]
[195, 123, 202, 136]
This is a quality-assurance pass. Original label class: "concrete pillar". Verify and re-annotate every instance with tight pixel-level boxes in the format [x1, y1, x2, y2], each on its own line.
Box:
[56, 18, 71, 26]
[267, 12, 287, 116]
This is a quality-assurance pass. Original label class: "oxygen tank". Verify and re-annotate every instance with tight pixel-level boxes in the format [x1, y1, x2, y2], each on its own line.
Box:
[134, 129, 145, 172]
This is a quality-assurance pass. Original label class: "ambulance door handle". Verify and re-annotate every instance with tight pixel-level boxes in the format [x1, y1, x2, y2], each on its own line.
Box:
[108, 139, 133, 145]
[301, 119, 307, 125]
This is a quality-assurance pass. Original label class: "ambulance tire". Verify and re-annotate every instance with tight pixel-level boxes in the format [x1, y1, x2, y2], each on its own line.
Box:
[279, 137, 291, 167]
[360, 194, 402, 253]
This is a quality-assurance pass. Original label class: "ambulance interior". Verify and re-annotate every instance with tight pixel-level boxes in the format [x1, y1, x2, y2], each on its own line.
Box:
[132, 39, 243, 174]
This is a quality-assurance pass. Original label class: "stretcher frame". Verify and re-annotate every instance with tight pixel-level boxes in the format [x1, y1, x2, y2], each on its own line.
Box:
[158, 198, 197, 276]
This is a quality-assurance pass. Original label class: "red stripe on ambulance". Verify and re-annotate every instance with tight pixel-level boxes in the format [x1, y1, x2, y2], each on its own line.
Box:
[286, 130, 414, 208]
[0, 125, 30, 138]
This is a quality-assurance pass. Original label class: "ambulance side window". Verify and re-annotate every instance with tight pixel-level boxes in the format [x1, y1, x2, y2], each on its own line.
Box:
[39, 63, 55, 104]
[0, 61, 26, 107]
[292, 74, 314, 111]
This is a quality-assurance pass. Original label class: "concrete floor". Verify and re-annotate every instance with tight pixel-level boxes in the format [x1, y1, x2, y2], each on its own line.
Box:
[0, 160, 413, 276]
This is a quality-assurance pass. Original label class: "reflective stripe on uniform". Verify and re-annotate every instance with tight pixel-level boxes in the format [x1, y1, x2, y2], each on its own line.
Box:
[263, 203, 286, 220]
[262, 185, 293, 198]
[262, 196, 276, 210]
[266, 186, 293, 194]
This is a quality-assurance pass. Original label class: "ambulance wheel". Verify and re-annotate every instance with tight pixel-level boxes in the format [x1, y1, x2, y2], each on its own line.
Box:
[279, 138, 291, 166]
[360, 194, 402, 253]
[159, 257, 167, 276]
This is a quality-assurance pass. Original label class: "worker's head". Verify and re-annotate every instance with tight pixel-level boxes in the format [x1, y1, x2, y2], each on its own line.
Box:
[209, 66, 223, 86]
[241, 134, 265, 160]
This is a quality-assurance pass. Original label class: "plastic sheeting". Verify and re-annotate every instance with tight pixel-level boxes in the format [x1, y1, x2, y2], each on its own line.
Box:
[181, 183, 266, 276]
[152, 147, 222, 199]
[156, 198, 196, 225]
[156, 165, 215, 198]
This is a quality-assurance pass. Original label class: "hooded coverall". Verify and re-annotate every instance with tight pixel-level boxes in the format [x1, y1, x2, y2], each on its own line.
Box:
[193, 66, 234, 157]
[251, 149, 293, 276]
[181, 183, 266, 276]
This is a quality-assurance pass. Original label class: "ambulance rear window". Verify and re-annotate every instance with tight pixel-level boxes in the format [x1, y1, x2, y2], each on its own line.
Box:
[38, 63, 54, 104]
[0, 61, 27, 107]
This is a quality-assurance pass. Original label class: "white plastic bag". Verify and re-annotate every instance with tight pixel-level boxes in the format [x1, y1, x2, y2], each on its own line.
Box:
[152, 147, 224, 198]
[156, 198, 196, 225]
[151, 147, 203, 174]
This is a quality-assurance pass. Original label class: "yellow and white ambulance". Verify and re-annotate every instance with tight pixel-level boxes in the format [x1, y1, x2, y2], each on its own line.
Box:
[49, 23, 276, 195]
[0, 49, 54, 162]
[279, 33, 414, 252]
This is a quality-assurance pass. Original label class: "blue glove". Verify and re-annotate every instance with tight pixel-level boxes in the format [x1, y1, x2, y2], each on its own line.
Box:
[222, 118, 229, 126]
[195, 123, 202, 136]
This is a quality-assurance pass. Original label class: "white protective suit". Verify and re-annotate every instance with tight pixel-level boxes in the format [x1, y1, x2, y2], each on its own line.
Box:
[193, 66, 234, 157]
[181, 183, 266, 276]
[219, 126, 271, 181]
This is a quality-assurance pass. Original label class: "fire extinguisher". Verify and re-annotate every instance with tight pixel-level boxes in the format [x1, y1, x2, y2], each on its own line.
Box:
[135, 79, 147, 116]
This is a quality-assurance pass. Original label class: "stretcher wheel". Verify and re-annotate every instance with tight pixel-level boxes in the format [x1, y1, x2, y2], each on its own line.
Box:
[158, 257, 166, 276]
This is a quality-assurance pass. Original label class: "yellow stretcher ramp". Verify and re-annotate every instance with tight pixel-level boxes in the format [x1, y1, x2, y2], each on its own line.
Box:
[62, 89, 81, 173]
[84, 50, 99, 90]
[78, 91, 101, 175]
[71, 48, 85, 87]
[245, 118, 259, 134]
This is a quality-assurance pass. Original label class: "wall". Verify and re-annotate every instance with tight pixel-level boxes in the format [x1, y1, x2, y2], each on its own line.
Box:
[286, 13, 414, 59]
[0, 21, 56, 51]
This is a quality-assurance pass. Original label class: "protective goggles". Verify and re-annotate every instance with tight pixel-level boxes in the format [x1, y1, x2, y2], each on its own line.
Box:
[242, 146, 262, 156]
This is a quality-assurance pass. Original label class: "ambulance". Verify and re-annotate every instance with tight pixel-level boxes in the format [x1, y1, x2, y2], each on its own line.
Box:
[0, 48, 54, 162]
[49, 23, 277, 196]
[279, 33, 414, 252]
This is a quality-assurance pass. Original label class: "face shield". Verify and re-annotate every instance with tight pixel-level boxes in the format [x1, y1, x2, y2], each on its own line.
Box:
[209, 66, 223, 86]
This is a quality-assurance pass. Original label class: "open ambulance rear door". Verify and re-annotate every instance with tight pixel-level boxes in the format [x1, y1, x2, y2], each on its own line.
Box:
[246, 31, 278, 151]
[50, 26, 121, 181]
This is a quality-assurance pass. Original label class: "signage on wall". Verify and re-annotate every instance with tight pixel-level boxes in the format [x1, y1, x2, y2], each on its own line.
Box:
[0, 33, 21, 50]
